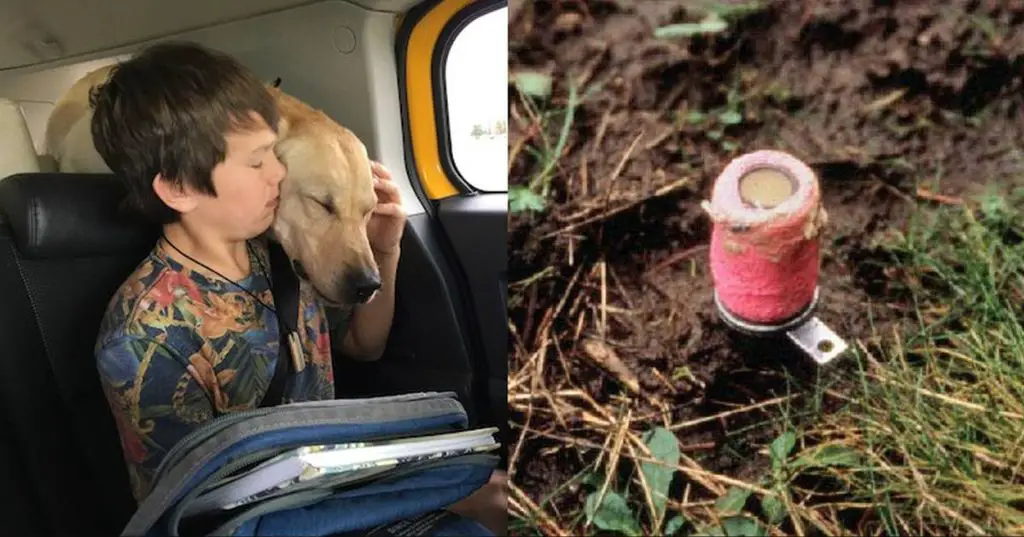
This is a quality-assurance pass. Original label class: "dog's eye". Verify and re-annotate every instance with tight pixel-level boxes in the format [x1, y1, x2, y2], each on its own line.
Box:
[317, 199, 335, 215]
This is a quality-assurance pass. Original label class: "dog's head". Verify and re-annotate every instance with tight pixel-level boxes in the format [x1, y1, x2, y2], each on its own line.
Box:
[268, 94, 380, 307]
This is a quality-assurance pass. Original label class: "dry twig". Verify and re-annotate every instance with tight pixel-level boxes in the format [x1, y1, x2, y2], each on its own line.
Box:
[580, 338, 641, 394]
[916, 187, 964, 206]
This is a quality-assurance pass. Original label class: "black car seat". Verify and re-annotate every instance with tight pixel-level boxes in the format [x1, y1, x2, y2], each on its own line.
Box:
[0, 171, 158, 536]
[0, 97, 51, 535]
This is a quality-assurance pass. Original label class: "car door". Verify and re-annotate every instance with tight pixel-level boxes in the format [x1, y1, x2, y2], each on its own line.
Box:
[332, 0, 508, 458]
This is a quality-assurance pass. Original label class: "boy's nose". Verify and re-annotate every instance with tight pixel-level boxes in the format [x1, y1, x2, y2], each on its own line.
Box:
[269, 157, 286, 185]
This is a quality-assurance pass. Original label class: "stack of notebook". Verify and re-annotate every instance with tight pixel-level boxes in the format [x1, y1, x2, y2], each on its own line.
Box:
[183, 427, 501, 516]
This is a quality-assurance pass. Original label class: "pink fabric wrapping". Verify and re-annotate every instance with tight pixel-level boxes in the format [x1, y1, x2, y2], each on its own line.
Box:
[703, 150, 826, 324]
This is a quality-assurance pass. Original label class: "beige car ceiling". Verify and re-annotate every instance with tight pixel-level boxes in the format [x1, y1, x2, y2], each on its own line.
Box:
[0, 0, 421, 71]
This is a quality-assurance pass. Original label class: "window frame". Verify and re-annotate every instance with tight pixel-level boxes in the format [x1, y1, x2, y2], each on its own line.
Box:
[395, 0, 508, 206]
[431, 0, 507, 195]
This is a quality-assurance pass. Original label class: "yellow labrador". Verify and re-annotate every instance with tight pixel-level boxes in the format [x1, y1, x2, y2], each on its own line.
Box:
[45, 65, 380, 306]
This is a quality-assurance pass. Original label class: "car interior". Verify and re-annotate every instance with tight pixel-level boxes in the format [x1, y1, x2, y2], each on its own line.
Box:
[0, 0, 508, 535]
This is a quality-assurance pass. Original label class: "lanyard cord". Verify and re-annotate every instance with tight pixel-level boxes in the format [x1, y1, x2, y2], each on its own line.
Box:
[160, 234, 278, 315]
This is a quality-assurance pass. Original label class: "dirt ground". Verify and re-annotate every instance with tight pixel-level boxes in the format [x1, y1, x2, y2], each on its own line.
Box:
[508, 0, 1024, 530]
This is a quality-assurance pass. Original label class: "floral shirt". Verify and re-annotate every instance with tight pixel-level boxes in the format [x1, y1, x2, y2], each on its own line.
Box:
[94, 237, 352, 502]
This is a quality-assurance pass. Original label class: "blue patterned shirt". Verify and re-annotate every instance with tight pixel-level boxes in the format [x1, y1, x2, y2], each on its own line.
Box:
[94, 237, 351, 501]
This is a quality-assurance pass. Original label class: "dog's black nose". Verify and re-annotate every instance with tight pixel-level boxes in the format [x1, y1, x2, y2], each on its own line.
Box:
[345, 270, 381, 304]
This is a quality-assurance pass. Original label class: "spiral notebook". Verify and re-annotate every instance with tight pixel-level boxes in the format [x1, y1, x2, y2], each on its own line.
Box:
[182, 427, 501, 516]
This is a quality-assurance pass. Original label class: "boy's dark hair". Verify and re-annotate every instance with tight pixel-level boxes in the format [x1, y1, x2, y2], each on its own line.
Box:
[89, 41, 278, 225]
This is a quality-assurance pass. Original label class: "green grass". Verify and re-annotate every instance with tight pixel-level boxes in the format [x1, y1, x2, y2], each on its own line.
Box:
[777, 188, 1024, 535]
[510, 188, 1024, 536]
[742, 188, 1024, 536]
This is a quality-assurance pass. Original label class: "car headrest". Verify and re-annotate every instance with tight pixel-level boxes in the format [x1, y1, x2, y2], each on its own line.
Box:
[0, 98, 41, 179]
[0, 173, 158, 259]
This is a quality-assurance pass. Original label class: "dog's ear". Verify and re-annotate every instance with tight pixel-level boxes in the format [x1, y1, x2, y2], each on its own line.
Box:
[271, 77, 282, 88]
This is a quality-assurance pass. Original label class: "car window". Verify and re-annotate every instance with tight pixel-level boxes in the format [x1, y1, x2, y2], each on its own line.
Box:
[444, 6, 508, 193]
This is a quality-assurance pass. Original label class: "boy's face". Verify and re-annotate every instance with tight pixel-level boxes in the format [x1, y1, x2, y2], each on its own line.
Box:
[169, 116, 287, 242]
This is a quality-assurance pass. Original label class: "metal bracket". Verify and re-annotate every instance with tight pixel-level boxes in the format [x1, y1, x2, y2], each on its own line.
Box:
[784, 316, 848, 365]
[713, 287, 848, 365]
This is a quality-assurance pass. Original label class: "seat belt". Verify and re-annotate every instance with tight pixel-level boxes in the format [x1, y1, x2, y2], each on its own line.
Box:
[261, 239, 302, 408]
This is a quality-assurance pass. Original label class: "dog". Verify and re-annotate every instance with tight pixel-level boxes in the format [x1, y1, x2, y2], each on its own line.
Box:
[44, 64, 380, 307]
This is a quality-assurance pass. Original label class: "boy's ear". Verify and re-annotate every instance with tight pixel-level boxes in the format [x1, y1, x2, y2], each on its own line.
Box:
[152, 174, 199, 214]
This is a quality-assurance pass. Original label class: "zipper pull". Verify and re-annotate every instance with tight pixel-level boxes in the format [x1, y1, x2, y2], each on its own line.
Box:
[288, 331, 306, 373]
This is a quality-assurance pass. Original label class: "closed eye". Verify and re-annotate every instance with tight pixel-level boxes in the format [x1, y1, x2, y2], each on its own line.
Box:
[313, 197, 335, 215]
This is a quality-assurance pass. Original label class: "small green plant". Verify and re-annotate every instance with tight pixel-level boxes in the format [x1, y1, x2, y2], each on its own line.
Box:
[654, 15, 728, 39]
[761, 431, 795, 525]
[677, 79, 747, 152]
[512, 71, 553, 100]
[654, 1, 765, 39]
[694, 433, 793, 536]
[509, 72, 602, 215]
[709, 486, 763, 536]
[582, 426, 687, 535]
[700, 429, 864, 535]
[509, 186, 546, 213]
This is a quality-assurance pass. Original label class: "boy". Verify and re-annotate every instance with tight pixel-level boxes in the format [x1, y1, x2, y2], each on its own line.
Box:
[91, 40, 505, 535]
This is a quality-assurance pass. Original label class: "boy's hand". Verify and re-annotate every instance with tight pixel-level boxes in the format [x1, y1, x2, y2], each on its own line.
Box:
[446, 470, 508, 536]
[367, 161, 406, 256]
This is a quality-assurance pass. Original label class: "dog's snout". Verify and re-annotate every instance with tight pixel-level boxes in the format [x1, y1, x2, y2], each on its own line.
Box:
[345, 269, 381, 304]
